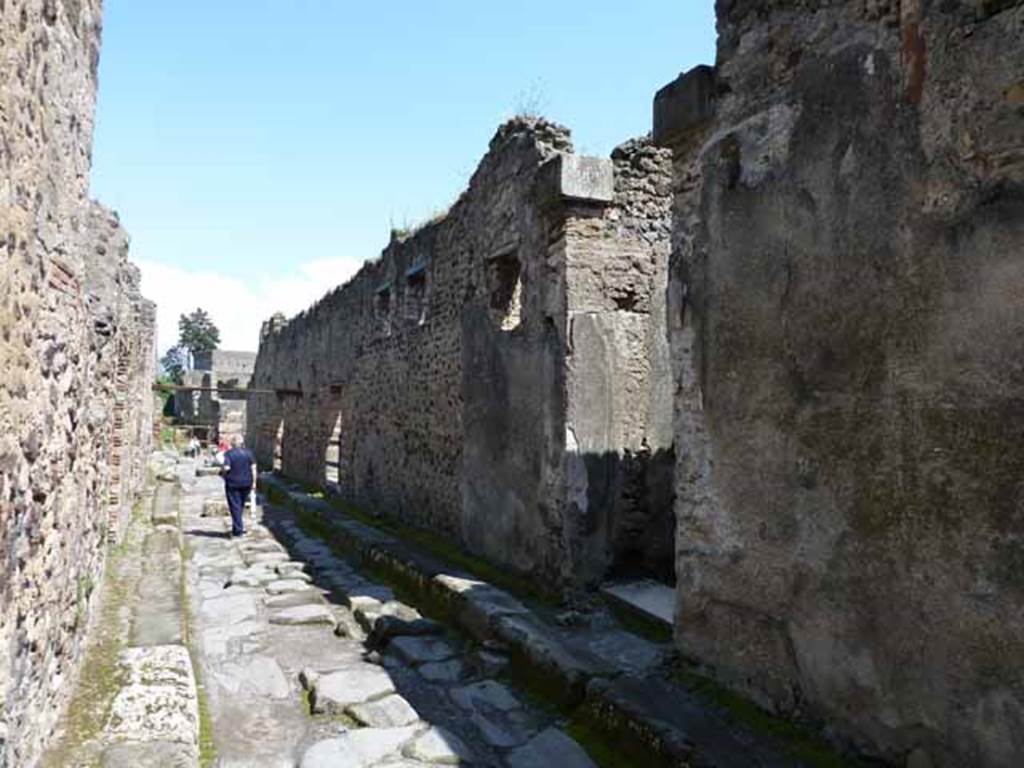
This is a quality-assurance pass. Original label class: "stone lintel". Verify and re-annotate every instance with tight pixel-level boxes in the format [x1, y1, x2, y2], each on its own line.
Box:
[539, 154, 615, 206]
[653, 64, 716, 147]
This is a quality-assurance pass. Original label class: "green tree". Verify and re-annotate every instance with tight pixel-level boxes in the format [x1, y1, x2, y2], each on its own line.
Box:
[159, 345, 187, 384]
[178, 308, 220, 361]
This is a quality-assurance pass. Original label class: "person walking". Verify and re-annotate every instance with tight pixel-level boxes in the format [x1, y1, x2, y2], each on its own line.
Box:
[221, 434, 257, 537]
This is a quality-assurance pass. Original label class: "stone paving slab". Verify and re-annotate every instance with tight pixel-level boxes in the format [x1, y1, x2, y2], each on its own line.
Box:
[269, 604, 336, 626]
[265, 590, 323, 609]
[402, 726, 472, 764]
[299, 726, 421, 768]
[347, 694, 422, 728]
[200, 592, 259, 625]
[389, 636, 461, 666]
[211, 656, 291, 699]
[309, 666, 397, 714]
[418, 658, 469, 683]
[226, 567, 278, 588]
[200, 620, 265, 657]
[505, 727, 597, 768]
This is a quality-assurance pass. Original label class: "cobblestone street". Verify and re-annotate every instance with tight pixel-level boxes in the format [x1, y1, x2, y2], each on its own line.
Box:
[184, 464, 598, 768]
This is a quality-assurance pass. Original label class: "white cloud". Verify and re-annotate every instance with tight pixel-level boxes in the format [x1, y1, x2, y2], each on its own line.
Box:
[138, 256, 364, 355]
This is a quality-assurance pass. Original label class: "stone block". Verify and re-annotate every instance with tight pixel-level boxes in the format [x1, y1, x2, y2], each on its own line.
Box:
[418, 659, 469, 683]
[506, 727, 597, 768]
[268, 604, 335, 626]
[299, 726, 419, 768]
[389, 636, 460, 666]
[601, 580, 674, 629]
[201, 498, 229, 517]
[346, 693, 420, 728]
[310, 666, 396, 713]
[265, 578, 312, 595]
[543, 154, 615, 203]
[106, 646, 199, 746]
[402, 727, 472, 764]
[653, 64, 716, 147]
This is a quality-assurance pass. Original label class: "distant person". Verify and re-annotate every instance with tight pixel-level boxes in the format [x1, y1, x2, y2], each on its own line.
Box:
[187, 437, 200, 458]
[221, 434, 257, 537]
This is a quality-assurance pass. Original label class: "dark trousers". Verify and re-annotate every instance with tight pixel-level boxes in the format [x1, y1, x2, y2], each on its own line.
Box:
[225, 485, 251, 536]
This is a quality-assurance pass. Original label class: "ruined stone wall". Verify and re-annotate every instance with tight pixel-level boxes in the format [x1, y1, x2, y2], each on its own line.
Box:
[0, 2, 155, 764]
[175, 350, 255, 442]
[659, 2, 1024, 765]
[250, 120, 672, 587]
[193, 349, 256, 386]
[562, 139, 676, 584]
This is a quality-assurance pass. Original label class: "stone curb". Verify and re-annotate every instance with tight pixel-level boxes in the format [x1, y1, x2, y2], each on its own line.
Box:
[260, 476, 614, 706]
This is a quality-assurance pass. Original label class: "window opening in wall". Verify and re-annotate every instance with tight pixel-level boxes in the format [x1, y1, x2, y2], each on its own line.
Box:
[324, 412, 342, 487]
[376, 283, 392, 336]
[273, 419, 284, 472]
[487, 249, 522, 332]
[405, 267, 427, 325]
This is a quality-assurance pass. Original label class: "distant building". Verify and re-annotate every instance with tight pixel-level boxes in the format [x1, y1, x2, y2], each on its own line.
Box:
[175, 350, 256, 442]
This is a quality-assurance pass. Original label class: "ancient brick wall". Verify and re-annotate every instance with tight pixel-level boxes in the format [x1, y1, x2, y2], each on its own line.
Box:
[658, 2, 1024, 765]
[250, 119, 673, 588]
[0, 2, 155, 764]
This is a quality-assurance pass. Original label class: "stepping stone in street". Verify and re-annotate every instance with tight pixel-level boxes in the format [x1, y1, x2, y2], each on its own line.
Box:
[309, 666, 396, 714]
[389, 636, 460, 666]
[269, 604, 335, 627]
[418, 659, 469, 683]
[299, 726, 420, 768]
[505, 727, 597, 768]
[266, 578, 313, 595]
[346, 693, 421, 728]
[402, 726, 473, 765]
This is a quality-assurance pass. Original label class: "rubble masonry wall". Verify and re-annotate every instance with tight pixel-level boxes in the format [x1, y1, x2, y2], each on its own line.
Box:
[0, 2, 155, 764]
[249, 120, 674, 587]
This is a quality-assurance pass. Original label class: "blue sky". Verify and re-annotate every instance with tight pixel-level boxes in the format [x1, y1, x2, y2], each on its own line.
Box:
[91, 1, 716, 352]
